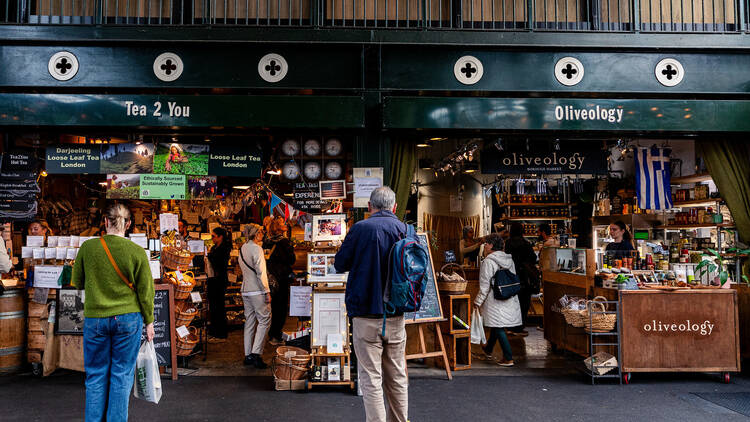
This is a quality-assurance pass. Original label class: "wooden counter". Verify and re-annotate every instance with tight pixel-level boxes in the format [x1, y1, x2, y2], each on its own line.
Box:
[620, 289, 740, 375]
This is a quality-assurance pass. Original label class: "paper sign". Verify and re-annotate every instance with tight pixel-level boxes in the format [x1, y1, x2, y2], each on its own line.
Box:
[33, 248, 44, 260]
[184, 212, 200, 225]
[58, 236, 71, 247]
[55, 248, 66, 260]
[188, 231, 200, 239]
[149, 260, 161, 279]
[176, 325, 190, 338]
[140, 174, 186, 200]
[70, 236, 80, 247]
[353, 167, 384, 208]
[159, 213, 179, 234]
[129, 235, 148, 249]
[187, 240, 205, 253]
[47, 236, 59, 247]
[289, 286, 312, 317]
[190, 292, 202, 303]
[228, 273, 237, 283]
[27, 236, 44, 247]
[200, 233, 211, 240]
[45, 248, 56, 259]
[21, 247, 32, 258]
[327, 333, 344, 354]
[66, 248, 78, 260]
[34, 265, 64, 288]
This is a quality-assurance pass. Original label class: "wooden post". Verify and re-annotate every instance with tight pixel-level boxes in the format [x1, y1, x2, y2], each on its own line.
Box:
[405, 320, 452, 380]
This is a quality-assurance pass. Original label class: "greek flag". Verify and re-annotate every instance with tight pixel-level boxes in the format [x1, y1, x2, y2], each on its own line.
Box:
[635, 146, 673, 210]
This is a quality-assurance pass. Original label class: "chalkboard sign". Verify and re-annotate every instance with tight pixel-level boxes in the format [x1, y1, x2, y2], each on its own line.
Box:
[142, 284, 178, 380]
[405, 233, 444, 324]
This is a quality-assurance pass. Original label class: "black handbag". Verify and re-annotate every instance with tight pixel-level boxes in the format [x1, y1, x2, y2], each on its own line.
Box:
[492, 269, 521, 300]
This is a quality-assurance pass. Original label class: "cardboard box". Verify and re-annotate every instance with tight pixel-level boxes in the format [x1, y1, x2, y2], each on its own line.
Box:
[584, 351, 618, 375]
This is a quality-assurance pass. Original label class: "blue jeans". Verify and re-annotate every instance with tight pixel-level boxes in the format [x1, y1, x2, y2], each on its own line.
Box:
[83, 312, 143, 422]
[484, 327, 513, 361]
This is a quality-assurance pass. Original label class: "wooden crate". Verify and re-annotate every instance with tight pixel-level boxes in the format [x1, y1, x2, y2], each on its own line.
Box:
[437, 332, 471, 371]
[440, 294, 471, 335]
[274, 378, 306, 391]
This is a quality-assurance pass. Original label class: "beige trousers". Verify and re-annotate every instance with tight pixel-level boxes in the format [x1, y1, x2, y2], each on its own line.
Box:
[242, 294, 271, 356]
[353, 316, 408, 422]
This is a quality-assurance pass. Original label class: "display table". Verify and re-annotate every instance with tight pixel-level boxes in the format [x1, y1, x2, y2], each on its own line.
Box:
[620, 289, 740, 381]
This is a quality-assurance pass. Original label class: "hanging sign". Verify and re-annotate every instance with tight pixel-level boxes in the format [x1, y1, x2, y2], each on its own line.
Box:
[353, 168, 383, 208]
[140, 175, 186, 200]
[0, 178, 39, 221]
[208, 145, 262, 177]
[45, 145, 101, 174]
[293, 182, 324, 212]
[481, 142, 607, 174]
[1, 151, 37, 178]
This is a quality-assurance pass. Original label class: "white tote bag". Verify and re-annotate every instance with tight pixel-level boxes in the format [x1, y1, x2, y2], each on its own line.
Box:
[133, 340, 162, 404]
[470, 309, 486, 345]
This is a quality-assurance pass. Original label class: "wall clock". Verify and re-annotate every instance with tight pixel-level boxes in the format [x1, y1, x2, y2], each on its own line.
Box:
[325, 162, 343, 179]
[282, 162, 300, 180]
[304, 162, 322, 180]
[325, 138, 343, 157]
[281, 139, 300, 156]
[304, 139, 321, 156]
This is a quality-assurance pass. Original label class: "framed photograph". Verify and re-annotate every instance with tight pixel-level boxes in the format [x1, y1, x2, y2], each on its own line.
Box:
[56, 289, 85, 335]
[307, 253, 347, 283]
[312, 292, 347, 347]
[311, 214, 347, 242]
[187, 175, 217, 200]
[319, 180, 346, 200]
[153, 143, 209, 175]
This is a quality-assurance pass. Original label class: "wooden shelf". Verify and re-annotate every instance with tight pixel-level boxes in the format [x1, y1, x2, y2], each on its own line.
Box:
[498, 203, 570, 207]
[502, 217, 572, 221]
[673, 198, 722, 207]
[671, 173, 712, 184]
[660, 224, 735, 230]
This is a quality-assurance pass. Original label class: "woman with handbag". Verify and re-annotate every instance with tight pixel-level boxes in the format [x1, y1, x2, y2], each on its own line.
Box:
[239, 223, 272, 368]
[206, 227, 232, 342]
[474, 234, 522, 367]
[71, 204, 155, 422]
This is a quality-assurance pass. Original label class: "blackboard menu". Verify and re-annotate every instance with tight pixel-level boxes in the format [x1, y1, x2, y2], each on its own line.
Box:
[0, 159, 39, 221]
[142, 285, 176, 373]
[405, 233, 444, 323]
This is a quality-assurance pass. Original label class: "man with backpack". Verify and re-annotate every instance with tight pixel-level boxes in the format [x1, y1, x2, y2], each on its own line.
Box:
[334, 186, 409, 422]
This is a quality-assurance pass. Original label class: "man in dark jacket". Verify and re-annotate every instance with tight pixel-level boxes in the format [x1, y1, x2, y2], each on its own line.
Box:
[263, 216, 296, 345]
[504, 222, 539, 335]
[335, 186, 408, 422]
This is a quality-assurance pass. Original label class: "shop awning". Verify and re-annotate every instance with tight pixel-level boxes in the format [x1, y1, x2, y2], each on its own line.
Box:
[0, 94, 365, 128]
[382, 97, 750, 132]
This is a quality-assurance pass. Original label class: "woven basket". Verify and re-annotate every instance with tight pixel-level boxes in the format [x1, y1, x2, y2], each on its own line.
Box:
[173, 273, 195, 301]
[175, 307, 198, 327]
[162, 246, 193, 270]
[176, 326, 200, 356]
[562, 299, 587, 328]
[273, 346, 311, 380]
[437, 264, 468, 294]
[583, 296, 617, 332]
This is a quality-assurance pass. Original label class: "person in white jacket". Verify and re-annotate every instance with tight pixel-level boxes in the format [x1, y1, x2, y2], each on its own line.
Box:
[474, 234, 522, 366]
[0, 238, 11, 273]
[239, 224, 272, 369]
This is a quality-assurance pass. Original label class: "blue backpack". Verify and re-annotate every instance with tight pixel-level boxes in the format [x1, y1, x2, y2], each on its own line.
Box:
[383, 224, 429, 332]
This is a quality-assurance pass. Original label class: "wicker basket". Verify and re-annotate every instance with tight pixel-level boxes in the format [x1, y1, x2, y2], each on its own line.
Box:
[273, 346, 311, 381]
[175, 326, 200, 356]
[562, 299, 587, 328]
[175, 307, 198, 327]
[583, 296, 617, 332]
[162, 246, 193, 270]
[437, 264, 468, 294]
[173, 273, 195, 301]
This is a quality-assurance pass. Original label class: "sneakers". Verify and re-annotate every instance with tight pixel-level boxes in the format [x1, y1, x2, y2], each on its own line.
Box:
[268, 337, 285, 346]
[497, 359, 515, 367]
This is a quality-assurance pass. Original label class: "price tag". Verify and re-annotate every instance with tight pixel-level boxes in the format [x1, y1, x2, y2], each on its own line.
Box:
[175, 270, 184, 282]
[190, 292, 202, 303]
[47, 236, 59, 247]
[176, 325, 190, 338]
[32, 248, 44, 260]
[188, 231, 200, 239]
[55, 248, 66, 260]
[58, 236, 71, 247]
[70, 236, 80, 247]
[45, 247, 57, 259]
[66, 248, 78, 260]
[188, 240, 205, 253]
[21, 247, 32, 258]
[27, 236, 44, 247]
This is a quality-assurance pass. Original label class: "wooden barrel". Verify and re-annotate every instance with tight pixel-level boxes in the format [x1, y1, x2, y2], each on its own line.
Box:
[0, 289, 26, 374]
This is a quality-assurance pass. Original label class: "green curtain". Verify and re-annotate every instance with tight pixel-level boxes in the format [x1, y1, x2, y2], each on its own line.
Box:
[388, 139, 416, 221]
[696, 140, 750, 243]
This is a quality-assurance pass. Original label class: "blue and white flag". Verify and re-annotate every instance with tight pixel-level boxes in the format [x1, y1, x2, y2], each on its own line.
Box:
[635, 146, 673, 210]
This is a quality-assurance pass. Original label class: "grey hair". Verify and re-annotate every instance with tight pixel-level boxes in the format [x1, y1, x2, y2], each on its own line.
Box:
[243, 223, 262, 241]
[369, 186, 396, 211]
[105, 203, 131, 232]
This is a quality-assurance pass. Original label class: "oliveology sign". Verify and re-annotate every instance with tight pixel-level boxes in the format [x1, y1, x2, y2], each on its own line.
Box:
[480, 141, 607, 174]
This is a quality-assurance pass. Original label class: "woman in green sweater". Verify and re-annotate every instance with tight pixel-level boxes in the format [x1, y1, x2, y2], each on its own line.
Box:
[72, 204, 155, 422]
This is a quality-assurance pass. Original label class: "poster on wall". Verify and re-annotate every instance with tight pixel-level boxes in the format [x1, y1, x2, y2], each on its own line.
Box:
[45, 145, 101, 174]
[353, 167, 383, 208]
[153, 143, 209, 175]
[187, 176, 217, 200]
[140, 174, 187, 200]
[100, 143, 154, 174]
[293, 182, 324, 212]
[208, 145, 262, 177]
[319, 180, 346, 200]
[106, 174, 141, 199]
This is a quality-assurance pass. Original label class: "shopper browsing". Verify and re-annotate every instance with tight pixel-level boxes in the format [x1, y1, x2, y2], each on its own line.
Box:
[206, 227, 232, 342]
[334, 186, 408, 422]
[239, 223, 272, 369]
[71, 204, 155, 422]
[505, 222, 539, 335]
[0, 237, 11, 273]
[474, 234, 522, 367]
[263, 216, 296, 345]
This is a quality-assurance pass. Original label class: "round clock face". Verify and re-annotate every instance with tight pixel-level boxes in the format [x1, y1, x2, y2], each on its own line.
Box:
[303, 161, 321, 180]
[281, 139, 300, 156]
[282, 162, 300, 180]
[325, 162, 343, 179]
[303, 139, 321, 156]
[325, 138, 343, 157]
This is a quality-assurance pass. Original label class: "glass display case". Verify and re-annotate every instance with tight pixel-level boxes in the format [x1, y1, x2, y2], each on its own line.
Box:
[540, 247, 595, 277]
